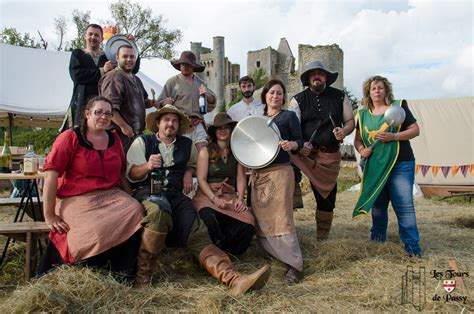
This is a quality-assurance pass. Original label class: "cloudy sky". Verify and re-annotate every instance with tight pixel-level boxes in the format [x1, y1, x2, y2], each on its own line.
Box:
[1, 0, 472, 100]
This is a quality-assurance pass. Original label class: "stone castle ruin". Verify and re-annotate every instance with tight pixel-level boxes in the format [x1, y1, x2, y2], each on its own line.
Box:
[190, 37, 344, 107]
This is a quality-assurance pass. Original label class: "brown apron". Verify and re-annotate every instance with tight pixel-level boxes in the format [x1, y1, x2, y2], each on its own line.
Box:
[290, 150, 341, 199]
[193, 181, 255, 226]
[251, 164, 295, 237]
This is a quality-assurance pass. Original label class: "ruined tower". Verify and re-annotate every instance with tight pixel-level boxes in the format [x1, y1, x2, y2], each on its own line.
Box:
[213, 36, 225, 107]
[190, 37, 239, 107]
[190, 41, 203, 80]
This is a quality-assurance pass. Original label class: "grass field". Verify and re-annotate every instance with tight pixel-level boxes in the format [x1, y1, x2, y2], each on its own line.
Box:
[0, 168, 472, 312]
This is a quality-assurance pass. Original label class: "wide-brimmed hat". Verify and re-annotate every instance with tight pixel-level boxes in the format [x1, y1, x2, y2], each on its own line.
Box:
[186, 110, 204, 121]
[146, 104, 190, 134]
[300, 60, 338, 87]
[208, 113, 237, 139]
[170, 51, 205, 73]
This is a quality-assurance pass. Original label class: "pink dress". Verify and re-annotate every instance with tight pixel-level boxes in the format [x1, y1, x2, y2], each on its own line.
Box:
[43, 129, 143, 262]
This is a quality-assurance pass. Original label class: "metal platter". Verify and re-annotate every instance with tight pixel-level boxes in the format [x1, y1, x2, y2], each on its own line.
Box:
[230, 116, 281, 169]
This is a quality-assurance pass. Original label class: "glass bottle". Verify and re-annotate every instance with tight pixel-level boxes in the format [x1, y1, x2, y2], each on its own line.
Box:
[150, 169, 161, 196]
[0, 130, 12, 173]
[23, 143, 38, 175]
[199, 94, 207, 114]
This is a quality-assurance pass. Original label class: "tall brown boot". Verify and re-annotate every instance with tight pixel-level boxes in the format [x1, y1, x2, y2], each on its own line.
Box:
[293, 184, 304, 209]
[134, 228, 167, 288]
[199, 244, 271, 297]
[316, 210, 334, 240]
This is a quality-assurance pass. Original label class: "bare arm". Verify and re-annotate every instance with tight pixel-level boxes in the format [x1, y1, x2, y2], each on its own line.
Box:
[355, 129, 372, 158]
[111, 110, 134, 138]
[398, 122, 420, 140]
[236, 164, 247, 202]
[196, 148, 225, 208]
[43, 170, 69, 233]
[183, 167, 194, 194]
[334, 96, 355, 141]
[377, 122, 420, 142]
[145, 99, 160, 109]
[196, 148, 214, 199]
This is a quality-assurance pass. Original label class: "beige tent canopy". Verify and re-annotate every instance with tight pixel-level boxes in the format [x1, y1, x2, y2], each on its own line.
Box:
[408, 97, 473, 196]
[0, 43, 162, 129]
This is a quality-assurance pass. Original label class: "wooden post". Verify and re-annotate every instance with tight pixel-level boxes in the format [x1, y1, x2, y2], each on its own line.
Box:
[448, 258, 469, 296]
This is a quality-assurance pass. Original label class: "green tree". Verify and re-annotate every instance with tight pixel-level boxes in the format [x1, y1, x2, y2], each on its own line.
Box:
[54, 15, 68, 51]
[0, 127, 57, 154]
[0, 27, 40, 48]
[343, 87, 359, 110]
[109, 0, 182, 59]
[251, 68, 267, 90]
[70, 9, 91, 50]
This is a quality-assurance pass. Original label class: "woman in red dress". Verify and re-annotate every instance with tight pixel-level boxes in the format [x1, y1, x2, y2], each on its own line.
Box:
[37, 96, 143, 281]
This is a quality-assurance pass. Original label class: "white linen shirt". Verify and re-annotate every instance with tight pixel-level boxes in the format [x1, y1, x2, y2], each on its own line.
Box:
[226, 98, 264, 121]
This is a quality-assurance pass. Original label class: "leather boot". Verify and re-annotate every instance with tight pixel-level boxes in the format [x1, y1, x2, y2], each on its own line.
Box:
[316, 210, 334, 240]
[134, 228, 167, 288]
[293, 184, 304, 209]
[199, 244, 271, 297]
[284, 266, 302, 284]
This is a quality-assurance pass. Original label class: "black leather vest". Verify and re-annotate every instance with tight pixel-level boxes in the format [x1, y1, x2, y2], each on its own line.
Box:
[133, 134, 192, 192]
[294, 86, 345, 148]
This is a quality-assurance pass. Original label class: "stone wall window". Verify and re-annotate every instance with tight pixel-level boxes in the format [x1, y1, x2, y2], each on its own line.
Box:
[256, 61, 261, 68]
[206, 71, 210, 77]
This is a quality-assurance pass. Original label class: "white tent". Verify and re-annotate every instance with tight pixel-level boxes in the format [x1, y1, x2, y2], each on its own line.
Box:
[0, 43, 162, 129]
[409, 97, 473, 196]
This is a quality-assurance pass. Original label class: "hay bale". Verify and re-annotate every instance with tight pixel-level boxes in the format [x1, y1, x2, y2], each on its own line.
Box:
[0, 190, 473, 311]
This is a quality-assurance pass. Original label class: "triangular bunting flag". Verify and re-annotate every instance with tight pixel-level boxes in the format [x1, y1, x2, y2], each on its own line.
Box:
[421, 165, 430, 177]
[441, 166, 450, 178]
[451, 165, 460, 176]
[432, 166, 440, 177]
[461, 165, 469, 177]
[470, 164, 474, 176]
[416, 164, 421, 175]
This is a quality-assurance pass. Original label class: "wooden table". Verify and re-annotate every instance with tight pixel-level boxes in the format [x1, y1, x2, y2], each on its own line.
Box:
[0, 172, 46, 275]
[0, 172, 45, 221]
[0, 222, 49, 280]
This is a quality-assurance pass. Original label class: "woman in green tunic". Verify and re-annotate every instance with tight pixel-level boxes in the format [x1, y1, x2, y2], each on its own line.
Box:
[353, 75, 422, 257]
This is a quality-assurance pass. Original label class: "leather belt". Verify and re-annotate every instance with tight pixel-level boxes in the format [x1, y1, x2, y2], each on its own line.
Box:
[316, 145, 340, 153]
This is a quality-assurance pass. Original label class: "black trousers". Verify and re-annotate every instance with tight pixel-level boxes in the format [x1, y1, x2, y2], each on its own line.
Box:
[36, 230, 141, 282]
[311, 183, 338, 212]
[199, 207, 254, 256]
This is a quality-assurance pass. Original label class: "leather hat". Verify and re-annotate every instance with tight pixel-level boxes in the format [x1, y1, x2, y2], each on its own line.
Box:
[300, 60, 338, 87]
[146, 104, 190, 134]
[208, 112, 237, 139]
[170, 51, 205, 73]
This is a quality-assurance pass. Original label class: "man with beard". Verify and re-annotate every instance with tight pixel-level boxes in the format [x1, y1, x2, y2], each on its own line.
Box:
[227, 76, 264, 121]
[126, 104, 271, 294]
[63, 24, 140, 132]
[226, 76, 264, 207]
[99, 45, 157, 151]
[288, 61, 354, 240]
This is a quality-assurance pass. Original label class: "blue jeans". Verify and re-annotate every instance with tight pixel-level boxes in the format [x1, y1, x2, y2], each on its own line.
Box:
[371, 161, 422, 256]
